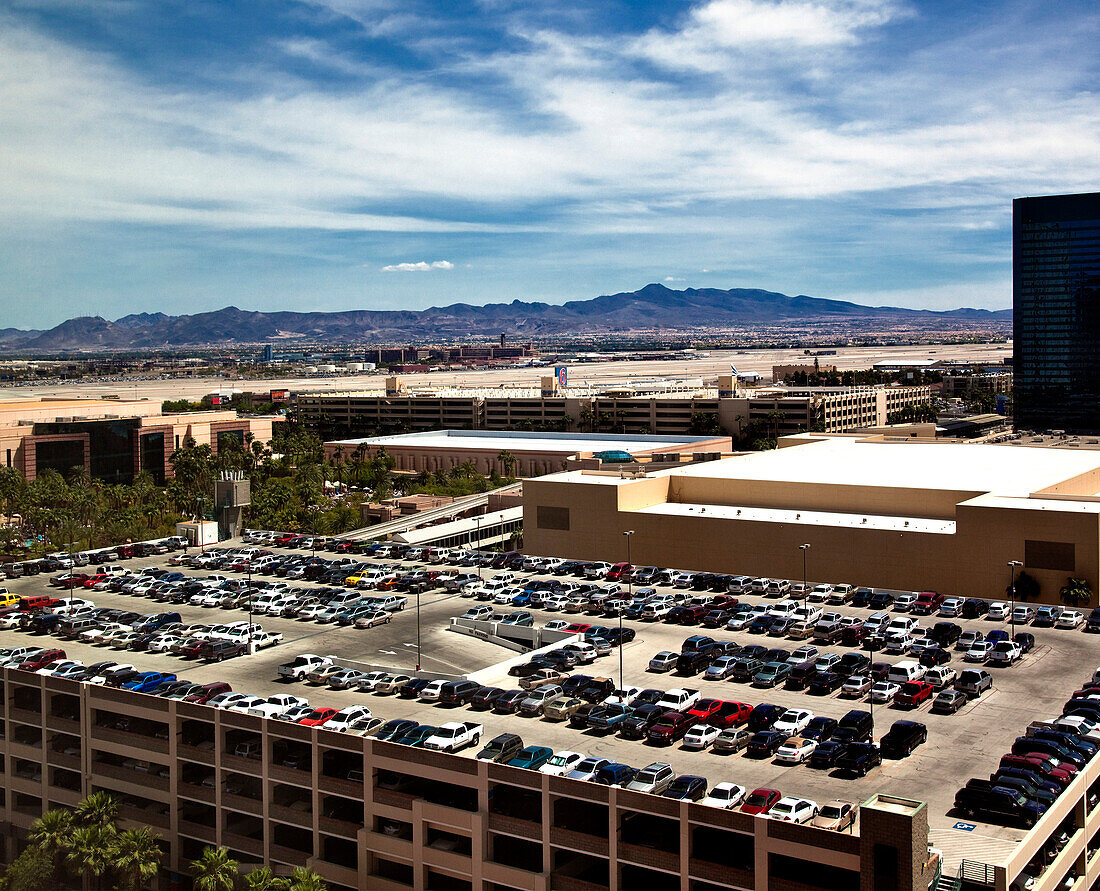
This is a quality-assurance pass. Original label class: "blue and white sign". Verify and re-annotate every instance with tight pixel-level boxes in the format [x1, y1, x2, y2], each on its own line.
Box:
[953, 821, 977, 832]
[555, 366, 568, 387]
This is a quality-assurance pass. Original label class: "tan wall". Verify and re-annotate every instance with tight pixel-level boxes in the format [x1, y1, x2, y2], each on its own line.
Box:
[523, 476, 1100, 602]
[668, 472, 980, 521]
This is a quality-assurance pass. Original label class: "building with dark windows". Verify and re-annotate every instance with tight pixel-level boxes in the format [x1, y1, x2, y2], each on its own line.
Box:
[1013, 192, 1100, 432]
[0, 398, 280, 484]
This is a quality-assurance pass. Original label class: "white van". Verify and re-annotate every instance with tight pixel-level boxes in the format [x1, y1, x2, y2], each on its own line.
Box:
[887, 660, 926, 685]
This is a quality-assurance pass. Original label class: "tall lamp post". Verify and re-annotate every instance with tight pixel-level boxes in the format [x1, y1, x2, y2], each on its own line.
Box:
[798, 543, 811, 594]
[247, 561, 254, 655]
[415, 583, 422, 672]
[621, 530, 634, 695]
[475, 514, 482, 581]
[1008, 560, 1022, 640]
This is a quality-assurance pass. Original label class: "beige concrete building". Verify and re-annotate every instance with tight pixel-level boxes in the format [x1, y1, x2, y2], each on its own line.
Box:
[0, 398, 279, 484]
[524, 434, 1100, 603]
[0, 669, 939, 891]
[324, 430, 732, 478]
[299, 385, 932, 440]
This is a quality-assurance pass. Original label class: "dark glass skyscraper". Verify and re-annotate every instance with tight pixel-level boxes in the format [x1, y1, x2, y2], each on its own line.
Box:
[1013, 192, 1100, 432]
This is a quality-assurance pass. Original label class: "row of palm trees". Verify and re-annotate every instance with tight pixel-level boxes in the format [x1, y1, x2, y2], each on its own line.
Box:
[3, 792, 327, 891]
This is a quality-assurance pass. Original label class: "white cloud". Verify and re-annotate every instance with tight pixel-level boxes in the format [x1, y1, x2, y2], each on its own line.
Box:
[382, 260, 454, 271]
[664, 276, 683, 282]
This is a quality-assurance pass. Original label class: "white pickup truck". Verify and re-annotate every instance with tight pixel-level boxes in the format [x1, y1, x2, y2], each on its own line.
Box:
[656, 688, 700, 712]
[422, 722, 484, 753]
[278, 654, 332, 680]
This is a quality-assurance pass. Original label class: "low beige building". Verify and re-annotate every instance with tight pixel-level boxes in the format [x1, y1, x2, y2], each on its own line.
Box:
[0, 398, 279, 484]
[524, 433, 1100, 603]
[324, 430, 732, 478]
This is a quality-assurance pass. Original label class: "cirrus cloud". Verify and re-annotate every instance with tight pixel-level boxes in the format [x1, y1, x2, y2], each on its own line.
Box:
[381, 260, 455, 272]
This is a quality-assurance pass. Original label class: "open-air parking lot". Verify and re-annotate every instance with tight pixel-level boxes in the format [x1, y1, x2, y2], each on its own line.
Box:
[2, 533, 1099, 847]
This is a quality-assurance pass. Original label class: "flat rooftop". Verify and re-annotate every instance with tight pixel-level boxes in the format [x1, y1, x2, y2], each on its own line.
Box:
[328, 429, 724, 455]
[663, 436, 1100, 497]
[638, 501, 958, 533]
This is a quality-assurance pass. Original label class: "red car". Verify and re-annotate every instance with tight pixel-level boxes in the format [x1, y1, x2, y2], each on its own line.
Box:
[297, 707, 338, 727]
[709, 595, 738, 608]
[706, 701, 753, 728]
[82, 574, 111, 589]
[646, 711, 695, 744]
[912, 592, 945, 615]
[895, 681, 933, 708]
[18, 648, 66, 671]
[686, 699, 724, 722]
[182, 682, 233, 704]
[999, 754, 1075, 787]
[606, 563, 633, 582]
[564, 623, 592, 634]
[741, 787, 781, 815]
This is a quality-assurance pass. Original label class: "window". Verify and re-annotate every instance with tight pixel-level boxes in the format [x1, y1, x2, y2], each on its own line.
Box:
[1025, 540, 1075, 572]
[536, 506, 570, 531]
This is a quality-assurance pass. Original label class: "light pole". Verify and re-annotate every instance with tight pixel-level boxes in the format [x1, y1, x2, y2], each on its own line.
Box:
[247, 561, 254, 655]
[415, 583, 422, 672]
[1008, 560, 1022, 640]
[799, 543, 810, 594]
[621, 530, 634, 695]
[475, 515, 482, 581]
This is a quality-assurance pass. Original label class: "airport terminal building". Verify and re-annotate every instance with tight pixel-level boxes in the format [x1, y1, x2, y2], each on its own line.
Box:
[524, 434, 1100, 603]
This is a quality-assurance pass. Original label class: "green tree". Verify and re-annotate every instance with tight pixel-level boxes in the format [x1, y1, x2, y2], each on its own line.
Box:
[288, 866, 328, 891]
[243, 866, 288, 891]
[75, 790, 119, 827]
[496, 450, 517, 478]
[66, 824, 117, 891]
[0, 843, 55, 891]
[1060, 576, 1093, 608]
[114, 827, 163, 891]
[190, 847, 240, 891]
[27, 808, 73, 889]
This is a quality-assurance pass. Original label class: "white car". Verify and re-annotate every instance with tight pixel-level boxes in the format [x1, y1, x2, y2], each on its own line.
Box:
[770, 797, 818, 823]
[109, 631, 144, 650]
[1057, 610, 1084, 630]
[81, 622, 131, 644]
[603, 686, 642, 707]
[544, 620, 571, 633]
[682, 724, 721, 751]
[87, 663, 133, 685]
[0, 613, 25, 629]
[870, 681, 900, 703]
[147, 634, 182, 653]
[700, 782, 746, 809]
[249, 631, 283, 649]
[247, 694, 309, 718]
[539, 751, 586, 776]
[773, 708, 814, 735]
[776, 736, 818, 764]
[210, 693, 252, 710]
[987, 601, 1010, 621]
[225, 695, 268, 714]
[566, 757, 610, 781]
[37, 659, 83, 677]
[324, 705, 373, 732]
[297, 604, 329, 621]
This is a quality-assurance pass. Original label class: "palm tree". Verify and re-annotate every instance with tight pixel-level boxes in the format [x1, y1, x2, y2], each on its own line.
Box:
[114, 827, 163, 891]
[288, 866, 328, 891]
[496, 450, 517, 478]
[242, 866, 288, 891]
[75, 791, 118, 827]
[66, 824, 117, 891]
[1060, 577, 1093, 608]
[191, 847, 240, 891]
[28, 808, 73, 888]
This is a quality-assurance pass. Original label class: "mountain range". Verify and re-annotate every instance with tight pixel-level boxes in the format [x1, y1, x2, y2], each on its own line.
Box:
[0, 284, 1011, 351]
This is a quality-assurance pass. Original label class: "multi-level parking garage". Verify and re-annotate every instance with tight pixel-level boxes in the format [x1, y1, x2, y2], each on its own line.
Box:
[1, 535, 1100, 891]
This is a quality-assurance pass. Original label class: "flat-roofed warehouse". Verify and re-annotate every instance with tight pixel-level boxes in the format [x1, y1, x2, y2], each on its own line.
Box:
[524, 433, 1100, 603]
[323, 430, 732, 477]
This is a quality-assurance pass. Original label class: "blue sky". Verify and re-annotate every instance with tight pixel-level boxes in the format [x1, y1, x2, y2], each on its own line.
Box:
[1, 0, 1097, 327]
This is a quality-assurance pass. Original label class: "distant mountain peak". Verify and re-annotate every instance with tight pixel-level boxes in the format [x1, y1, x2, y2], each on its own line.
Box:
[1, 284, 1011, 351]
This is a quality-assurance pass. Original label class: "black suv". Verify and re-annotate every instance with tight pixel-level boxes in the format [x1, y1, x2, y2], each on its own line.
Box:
[438, 680, 481, 706]
[881, 721, 927, 759]
[836, 742, 882, 776]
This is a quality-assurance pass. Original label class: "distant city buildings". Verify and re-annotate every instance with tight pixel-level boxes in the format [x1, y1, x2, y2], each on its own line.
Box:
[0, 398, 279, 485]
[1014, 191, 1100, 432]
